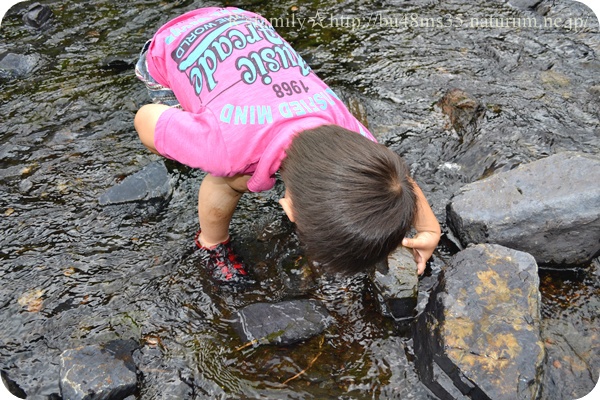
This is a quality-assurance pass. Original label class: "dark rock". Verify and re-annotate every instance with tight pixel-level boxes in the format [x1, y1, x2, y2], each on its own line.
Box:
[22, 3, 53, 28]
[59, 340, 139, 400]
[447, 151, 600, 265]
[413, 244, 544, 400]
[232, 299, 333, 346]
[98, 161, 172, 206]
[100, 56, 135, 72]
[0, 53, 40, 79]
[371, 246, 418, 321]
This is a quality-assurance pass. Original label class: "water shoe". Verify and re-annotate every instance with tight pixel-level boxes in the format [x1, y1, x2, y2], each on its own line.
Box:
[194, 230, 249, 284]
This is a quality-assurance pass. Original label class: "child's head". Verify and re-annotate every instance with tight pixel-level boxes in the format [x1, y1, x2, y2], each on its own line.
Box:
[279, 125, 417, 275]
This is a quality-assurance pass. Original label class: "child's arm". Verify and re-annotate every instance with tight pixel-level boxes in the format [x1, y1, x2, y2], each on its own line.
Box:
[402, 180, 441, 275]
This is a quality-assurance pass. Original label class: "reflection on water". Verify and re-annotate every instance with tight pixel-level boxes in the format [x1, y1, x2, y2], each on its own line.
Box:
[0, 0, 598, 398]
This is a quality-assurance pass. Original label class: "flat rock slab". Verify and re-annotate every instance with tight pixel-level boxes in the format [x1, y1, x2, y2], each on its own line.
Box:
[59, 340, 138, 400]
[447, 151, 600, 265]
[371, 246, 418, 321]
[232, 299, 333, 346]
[98, 161, 172, 206]
[414, 244, 545, 400]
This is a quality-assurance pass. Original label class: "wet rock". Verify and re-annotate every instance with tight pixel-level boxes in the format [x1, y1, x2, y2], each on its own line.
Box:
[232, 299, 333, 346]
[98, 161, 172, 206]
[413, 244, 544, 400]
[481, 39, 523, 72]
[0, 53, 40, 79]
[447, 151, 600, 265]
[22, 3, 53, 28]
[436, 88, 485, 135]
[371, 246, 418, 321]
[541, 318, 600, 400]
[59, 339, 139, 400]
[507, 0, 543, 12]
[18, 178, 33, 193]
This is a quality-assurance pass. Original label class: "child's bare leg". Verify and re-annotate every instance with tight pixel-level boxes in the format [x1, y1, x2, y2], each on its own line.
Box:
[197, 174, 250, 247]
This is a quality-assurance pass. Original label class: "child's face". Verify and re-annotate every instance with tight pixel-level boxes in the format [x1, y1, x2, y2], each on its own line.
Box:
[278, 189, 295, 222]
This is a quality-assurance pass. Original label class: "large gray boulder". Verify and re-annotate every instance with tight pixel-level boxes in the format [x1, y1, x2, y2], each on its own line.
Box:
[447, 151, 600, 265]
[413, 244, 545, 400]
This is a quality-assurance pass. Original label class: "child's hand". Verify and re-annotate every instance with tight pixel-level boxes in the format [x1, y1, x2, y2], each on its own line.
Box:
[402, 231, 440, 275]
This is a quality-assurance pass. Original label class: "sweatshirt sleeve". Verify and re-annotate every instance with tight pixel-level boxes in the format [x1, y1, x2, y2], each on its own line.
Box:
[153, 107, 232, 176]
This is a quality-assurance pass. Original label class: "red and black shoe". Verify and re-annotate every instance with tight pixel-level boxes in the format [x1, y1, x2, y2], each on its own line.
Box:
[195, 230, 250, 284]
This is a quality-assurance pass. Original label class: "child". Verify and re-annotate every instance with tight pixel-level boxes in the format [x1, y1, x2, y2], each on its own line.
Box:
[134, 7, 440, 283]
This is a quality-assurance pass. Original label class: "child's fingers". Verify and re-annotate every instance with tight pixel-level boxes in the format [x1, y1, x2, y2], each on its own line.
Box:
[415, 249, 425, 275]
[402, 237, 415, 248]
[402, 238, 427, 274]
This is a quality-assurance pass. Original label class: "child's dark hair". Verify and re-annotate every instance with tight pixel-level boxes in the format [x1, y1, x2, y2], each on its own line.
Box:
[280, 125, 417, 275]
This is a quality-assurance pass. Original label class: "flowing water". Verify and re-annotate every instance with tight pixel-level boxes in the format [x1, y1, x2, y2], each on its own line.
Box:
[1, 0, 599, 398]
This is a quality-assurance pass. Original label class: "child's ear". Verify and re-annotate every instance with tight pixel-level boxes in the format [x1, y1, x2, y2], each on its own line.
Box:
[278, 197, 296, 222]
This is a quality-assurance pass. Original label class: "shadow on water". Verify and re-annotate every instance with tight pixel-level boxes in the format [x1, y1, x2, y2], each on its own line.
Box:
[0, 0, 599, 398]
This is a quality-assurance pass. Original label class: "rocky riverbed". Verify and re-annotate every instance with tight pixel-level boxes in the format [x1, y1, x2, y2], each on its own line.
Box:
[1, 0, 598, 399]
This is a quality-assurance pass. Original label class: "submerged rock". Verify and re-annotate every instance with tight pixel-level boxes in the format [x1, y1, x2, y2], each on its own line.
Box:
[362, 336, 437, 399]
[371, 246, 418, 321]
[134, 346, 195, 400]
[413, 244, 544, 399]
[59, 340, 139, 400]
[98, 161, 172, 206]
[232, 299, 333, 346]
[541, 317, 600, 400]
[437, 88, 485, 135]
[447, 151, 600, 265]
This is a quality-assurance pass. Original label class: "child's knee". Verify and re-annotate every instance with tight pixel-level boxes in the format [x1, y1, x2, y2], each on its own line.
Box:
[134, 104, 169, 154]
